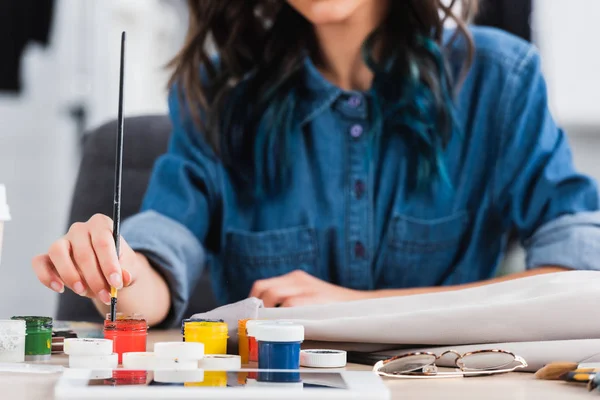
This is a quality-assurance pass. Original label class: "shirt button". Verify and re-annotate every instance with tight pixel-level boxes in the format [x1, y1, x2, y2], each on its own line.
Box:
[348, 95, 362, 108]
[355, 180, 365, 199]
[355, 242, 366, 259]
[350, 124, 363, 138]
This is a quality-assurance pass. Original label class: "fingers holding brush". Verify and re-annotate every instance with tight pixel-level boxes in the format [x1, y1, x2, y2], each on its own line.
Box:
[47, 236, 89, 297]
[89, 215, 123, 290]
[33, 214, 136, 305]
[69, 223, 108, 300]
[32, 254, 64, 294]
[86, 214, 134, 289]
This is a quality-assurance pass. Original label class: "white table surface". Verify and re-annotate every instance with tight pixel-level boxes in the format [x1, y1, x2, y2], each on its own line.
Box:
[1, 330, 592, 400]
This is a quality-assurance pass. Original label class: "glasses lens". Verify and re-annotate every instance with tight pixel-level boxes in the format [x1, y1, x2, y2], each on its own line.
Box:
[461, 351, 515, 371]
[379, 354, 437, 375]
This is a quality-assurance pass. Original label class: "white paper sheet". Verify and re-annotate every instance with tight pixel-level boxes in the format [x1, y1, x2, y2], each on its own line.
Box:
[191, 271, 600, 370]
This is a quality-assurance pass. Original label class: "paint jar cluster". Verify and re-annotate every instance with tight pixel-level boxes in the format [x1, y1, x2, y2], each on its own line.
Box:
[183, 318, 306, 384]
[103, 318, 237, 388]
[0, 316, 53, 363]
[238, 320, 305, 383]
[0, 312, 324, 387]
[59, 313, 149, 371]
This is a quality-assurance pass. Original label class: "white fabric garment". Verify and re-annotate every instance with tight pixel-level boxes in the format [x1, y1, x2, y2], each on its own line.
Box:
[191, 271, 600, 369]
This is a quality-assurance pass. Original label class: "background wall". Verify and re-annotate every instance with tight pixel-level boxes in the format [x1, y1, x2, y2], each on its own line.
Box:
[0, 0, 186, 318]
[0, 0, 597, 318]
[533, 0, 600, 127]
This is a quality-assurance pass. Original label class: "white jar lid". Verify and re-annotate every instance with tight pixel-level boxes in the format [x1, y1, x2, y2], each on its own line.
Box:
[69, 353, 118, 369]
[198, 354, 241, 371]
[154, 369, 205, 383]
[0, 185, 10, 221]
[253, 321, 304, 343]
[153, 359, 198, 371]
[64, 338, 113, 356]
[88, 369, 113, 379]
[154, 342, 205, 361]
[123, 352, 156, 370]
[0, 320, 25, 336]
[245, 320, 268, 337]
[300, 349, 347, 368]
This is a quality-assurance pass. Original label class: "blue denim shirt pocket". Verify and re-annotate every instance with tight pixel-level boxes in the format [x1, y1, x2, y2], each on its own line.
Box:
[224, 226, 319, 295]
[377, 211, 470, 288]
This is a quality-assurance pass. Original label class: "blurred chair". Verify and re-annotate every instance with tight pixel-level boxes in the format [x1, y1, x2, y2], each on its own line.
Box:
[475, 0, 533, 42]
[55, 115, 218, 324]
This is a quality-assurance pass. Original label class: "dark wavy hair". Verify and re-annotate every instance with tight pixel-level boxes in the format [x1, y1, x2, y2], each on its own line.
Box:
[169, 0, 478, 195]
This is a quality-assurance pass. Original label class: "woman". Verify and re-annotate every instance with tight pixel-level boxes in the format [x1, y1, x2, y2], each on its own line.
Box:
[33, 0, 600, 327]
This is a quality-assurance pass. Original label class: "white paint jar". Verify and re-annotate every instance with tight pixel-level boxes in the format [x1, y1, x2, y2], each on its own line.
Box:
[0, 320, 26, 363]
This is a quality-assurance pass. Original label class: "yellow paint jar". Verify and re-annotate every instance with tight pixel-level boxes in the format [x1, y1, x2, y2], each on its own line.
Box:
[238, 319, 250, 364]
[183, 320, 228, 355]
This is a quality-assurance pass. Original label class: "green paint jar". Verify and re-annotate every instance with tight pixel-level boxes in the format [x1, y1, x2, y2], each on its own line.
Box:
[11, 316, 53, 361]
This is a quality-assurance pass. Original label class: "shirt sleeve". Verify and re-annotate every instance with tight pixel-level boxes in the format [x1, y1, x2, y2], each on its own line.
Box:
[492, 46, 600, 271]
[120, 88, 221, 328]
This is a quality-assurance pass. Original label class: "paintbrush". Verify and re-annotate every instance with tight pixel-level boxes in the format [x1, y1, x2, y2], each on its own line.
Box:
[559, 370, 596, 384]
[588, 374, 600, 392]
[535, 362, 600, 380]
[110, 31, 126, 322]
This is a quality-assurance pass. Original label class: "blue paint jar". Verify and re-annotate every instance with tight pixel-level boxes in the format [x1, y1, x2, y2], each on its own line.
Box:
[254, 322, 304, 383]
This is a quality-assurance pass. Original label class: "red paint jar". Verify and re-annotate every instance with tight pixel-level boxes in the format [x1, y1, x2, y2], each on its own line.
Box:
[249, 337, 258, 362]
[245, 320, 265, 363]
[103, 314, 147, 364]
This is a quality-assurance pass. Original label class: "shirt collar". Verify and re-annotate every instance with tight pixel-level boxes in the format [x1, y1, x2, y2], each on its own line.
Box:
[295, 56, 343, 127]
[294, 29, 463, 128]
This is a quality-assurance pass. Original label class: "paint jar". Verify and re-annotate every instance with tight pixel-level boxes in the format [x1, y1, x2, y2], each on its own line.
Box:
[181, 318, 224, 338]
[238, 319, 250, 364]
[182, 319, 228, 355]
[11, 316, 53, 361]
[254, 321, 304, 383]
[245, 320, 266, 363]
[0, 319, 26, 363]
[103, 313, 147, 364]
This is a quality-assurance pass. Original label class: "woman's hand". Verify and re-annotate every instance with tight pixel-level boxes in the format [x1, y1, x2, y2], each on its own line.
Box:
[32, 214, 135, 305]
[249, 270, 369, 308]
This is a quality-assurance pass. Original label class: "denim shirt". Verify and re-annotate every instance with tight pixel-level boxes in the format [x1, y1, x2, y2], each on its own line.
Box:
[121, 27, 600, 327]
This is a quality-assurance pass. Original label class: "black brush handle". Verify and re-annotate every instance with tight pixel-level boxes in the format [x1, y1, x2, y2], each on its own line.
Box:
[110, 31, 126, 323]
[113, 31, 125, 257]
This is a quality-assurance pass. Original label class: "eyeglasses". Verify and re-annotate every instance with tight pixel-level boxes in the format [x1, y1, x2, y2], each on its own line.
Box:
[373, 349, 527, 379]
